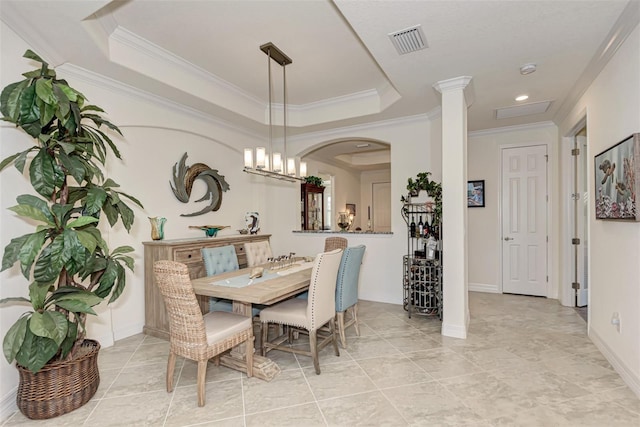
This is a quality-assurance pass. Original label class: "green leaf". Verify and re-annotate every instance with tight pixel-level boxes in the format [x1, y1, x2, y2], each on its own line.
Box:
[40, 101, 56, 126]
[14, 149, 32, 173]
[109, 264, 126, 303]
[58, 151, 86, 184]
[17, 83, 40, 127]
[0, 151, 23, 172]
[23, 49, 47, 65]
[111, 246, 134, 256]
[33, 235, 66, 284]
[0, 80, 28, 120]
[54, 288, 102, 307]
[17, 231, 47, 278]
[85, 187, 107, 215]
[2, 234, 29, 273]
[75, 230, 98, 254]
[15, 329, 58, 373]
[56, 83, 77, 102]
[29, 281, 50, 310]
[3, 316, 28, 363]
[116, 190, 144, 209]
[12, 194, 54, 223]
[52, 84, 70, 119]
[116, 200, 135, 232]
[67, 215, 99, 229]
[59, 322, 77, 358]
[29, 311, 68, 345]
[102, 201, 118, 227]
[35, 78, 55, 105]
[102, 178, 119, 189]
[95, 259, 119, 298]
[54, 299, 97, 315]
[29, 148, 56, 198]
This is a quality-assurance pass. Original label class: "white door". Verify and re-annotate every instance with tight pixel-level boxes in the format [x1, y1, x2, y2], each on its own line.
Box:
[501, 145, 548, 296]
[372, 182, 391, 232]
[574, 134, 589, 307]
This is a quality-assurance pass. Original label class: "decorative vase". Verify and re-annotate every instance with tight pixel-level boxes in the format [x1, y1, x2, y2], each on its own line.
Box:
[149, 217, 166, 240]
[16, 339, 100, 420]
[337, 212, 351, 231]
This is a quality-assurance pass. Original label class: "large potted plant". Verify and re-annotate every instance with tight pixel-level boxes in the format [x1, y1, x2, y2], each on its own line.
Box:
[0, 50, 142, 419]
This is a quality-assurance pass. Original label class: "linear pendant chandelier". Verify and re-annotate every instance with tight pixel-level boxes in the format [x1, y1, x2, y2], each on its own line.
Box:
[243, 42, 306, 182]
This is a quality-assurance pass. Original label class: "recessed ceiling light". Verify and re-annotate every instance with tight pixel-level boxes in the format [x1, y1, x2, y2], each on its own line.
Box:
[515, 95, 529, 101]
[355, 143, 370, 148]
[520, 63, 537, 75]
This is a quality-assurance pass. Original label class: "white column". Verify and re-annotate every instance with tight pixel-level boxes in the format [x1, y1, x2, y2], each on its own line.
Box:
[433, 76, 473, 339]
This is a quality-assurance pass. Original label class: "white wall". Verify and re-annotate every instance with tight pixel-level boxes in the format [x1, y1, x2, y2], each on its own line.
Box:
[0, 23, 442, 411]
[467, 123, 559, 295]
[558, 23, 640, 395]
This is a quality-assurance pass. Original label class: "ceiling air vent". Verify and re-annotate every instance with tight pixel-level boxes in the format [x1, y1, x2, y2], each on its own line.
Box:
[388, 25, 427, 55]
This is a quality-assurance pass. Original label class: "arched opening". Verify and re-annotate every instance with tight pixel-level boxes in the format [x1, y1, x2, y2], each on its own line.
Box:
[300, 138, 391, 231]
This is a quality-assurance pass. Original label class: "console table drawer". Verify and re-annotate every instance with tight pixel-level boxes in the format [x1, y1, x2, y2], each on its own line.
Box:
[174, 248, 202, 263]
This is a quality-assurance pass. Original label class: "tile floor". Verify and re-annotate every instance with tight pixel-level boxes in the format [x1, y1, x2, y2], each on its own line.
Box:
[3, 292, 639, 426]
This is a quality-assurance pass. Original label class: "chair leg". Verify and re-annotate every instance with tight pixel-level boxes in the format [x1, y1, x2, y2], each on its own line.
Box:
[352, 303, 360, 336]
[246, 334, 254, 378]
[309, 330, 320, 375]
[329, 319, 340, 356]
[336, 311, 347, 348]
[166, 351, 177, 392]
[261, 322, 269, 356]
[197, 360, 207, 407]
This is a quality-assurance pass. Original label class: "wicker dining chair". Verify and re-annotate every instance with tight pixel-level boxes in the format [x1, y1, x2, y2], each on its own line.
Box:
[324, 236, 348, 252]
[260, 249, 343, 374]
[153, 260, 254, 407]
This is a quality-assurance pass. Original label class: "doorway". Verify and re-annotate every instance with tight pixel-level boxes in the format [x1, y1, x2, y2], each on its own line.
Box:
[501, 144, 549, 296]
[571, 127, 589, 316]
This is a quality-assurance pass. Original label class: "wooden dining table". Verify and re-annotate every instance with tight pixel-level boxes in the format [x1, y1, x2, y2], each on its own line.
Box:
[190, 259, 314, 380]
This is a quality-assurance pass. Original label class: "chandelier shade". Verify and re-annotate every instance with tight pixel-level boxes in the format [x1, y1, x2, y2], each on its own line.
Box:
[243, 42, 306, 182]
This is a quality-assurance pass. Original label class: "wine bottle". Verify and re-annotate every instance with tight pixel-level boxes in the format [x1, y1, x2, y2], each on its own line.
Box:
[410, 216, 416, 237]
[418, 216, 424, 237]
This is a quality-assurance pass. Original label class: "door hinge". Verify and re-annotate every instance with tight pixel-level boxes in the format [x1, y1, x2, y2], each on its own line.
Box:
[571, 148, 580, 156]
[572, 238, 580, 245]
[572, 282, 580, 290]
[545, 154, 549, 161]
[546, 236, 549, 242]
[546, 276, 549, 282]
[571, 193, 580, 201]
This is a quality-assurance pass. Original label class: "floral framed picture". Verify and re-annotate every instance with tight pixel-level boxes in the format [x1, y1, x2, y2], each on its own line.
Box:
[594, 133, 639, 221]
[467, 180, 485, 208]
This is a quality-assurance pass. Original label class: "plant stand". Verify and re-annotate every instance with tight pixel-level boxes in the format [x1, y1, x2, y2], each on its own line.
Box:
[16, 339, 100, 420]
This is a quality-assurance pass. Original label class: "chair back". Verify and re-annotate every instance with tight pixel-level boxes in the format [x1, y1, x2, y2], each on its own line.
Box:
[244, 240, 273, 267]
[335, 245, 366, 312]
[306, 248, 343, 330]
[153, 261, 207, 348]
[201, 245, 239, 276]
[324, 236, 347, 252]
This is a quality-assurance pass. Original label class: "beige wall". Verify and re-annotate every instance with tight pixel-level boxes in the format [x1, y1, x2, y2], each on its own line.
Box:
[558, 24, 640, 394]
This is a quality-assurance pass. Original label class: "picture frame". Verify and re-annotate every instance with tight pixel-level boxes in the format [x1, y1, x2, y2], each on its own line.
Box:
[346, 203, 356, 216]
[594, 133, 639, 221]
[467, 180, 485, 208]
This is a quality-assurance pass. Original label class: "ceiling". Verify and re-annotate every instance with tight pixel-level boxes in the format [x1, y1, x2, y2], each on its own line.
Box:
[1, 0, 634, 170]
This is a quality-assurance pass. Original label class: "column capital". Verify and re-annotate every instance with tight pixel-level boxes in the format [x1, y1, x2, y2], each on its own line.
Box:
[433, 76, 472, 93]
[433, 76, 474, 107]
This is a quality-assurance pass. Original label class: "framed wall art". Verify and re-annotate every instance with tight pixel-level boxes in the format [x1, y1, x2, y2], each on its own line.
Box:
[594, 133, 639, 221]
[467, 180, 485, 208]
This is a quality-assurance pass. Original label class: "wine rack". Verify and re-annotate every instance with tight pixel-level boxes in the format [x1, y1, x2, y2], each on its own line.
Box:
[401, 202, 442, 319]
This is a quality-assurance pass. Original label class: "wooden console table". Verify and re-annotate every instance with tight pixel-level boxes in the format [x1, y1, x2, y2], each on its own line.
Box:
[143, 234, 271, 340]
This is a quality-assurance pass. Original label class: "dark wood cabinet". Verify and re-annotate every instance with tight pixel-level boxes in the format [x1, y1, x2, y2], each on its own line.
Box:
[300, 183, 324, 230]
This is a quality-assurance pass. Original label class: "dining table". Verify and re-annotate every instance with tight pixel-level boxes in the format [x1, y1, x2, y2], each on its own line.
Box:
[190, 258, 314, 381]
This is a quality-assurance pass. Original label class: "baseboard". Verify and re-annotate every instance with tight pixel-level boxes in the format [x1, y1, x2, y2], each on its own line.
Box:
[113, 322, 145, 342]
[441, 322, 468, 339]
[0, 387, 17, 423]
[468, 282, 500, 293]
[589, 327, 640, 398]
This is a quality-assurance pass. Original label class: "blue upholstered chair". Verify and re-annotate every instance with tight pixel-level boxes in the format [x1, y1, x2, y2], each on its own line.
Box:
[201, 245, 261, 317]
[334, 245, 366, 348]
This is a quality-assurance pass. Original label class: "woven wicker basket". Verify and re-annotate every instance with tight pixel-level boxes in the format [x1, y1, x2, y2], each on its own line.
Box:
[16, 339, 100, 420]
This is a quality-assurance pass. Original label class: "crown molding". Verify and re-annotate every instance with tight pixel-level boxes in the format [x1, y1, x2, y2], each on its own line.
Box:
[56, 63, 264, 142]
[468, 120, 556, 137]
[554, 0, 640, 125]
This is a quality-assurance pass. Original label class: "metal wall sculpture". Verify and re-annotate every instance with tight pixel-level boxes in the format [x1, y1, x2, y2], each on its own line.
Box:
[171, 153, 230, 217]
